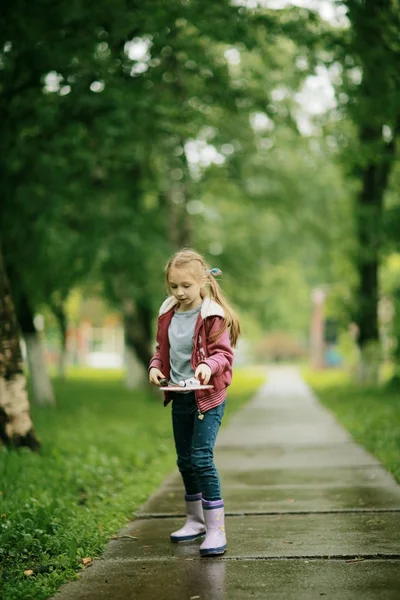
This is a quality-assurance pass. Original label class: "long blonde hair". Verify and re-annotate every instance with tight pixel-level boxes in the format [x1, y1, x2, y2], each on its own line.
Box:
[165, 248, 241, 347]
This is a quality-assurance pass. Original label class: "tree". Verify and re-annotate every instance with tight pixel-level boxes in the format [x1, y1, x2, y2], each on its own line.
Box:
[4, 0, 378, 387]
[337, 0, 400, 381]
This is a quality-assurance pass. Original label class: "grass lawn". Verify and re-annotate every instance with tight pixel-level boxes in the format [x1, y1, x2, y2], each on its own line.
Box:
[0, 365, 265, 600]
[303, 368, 400, 484]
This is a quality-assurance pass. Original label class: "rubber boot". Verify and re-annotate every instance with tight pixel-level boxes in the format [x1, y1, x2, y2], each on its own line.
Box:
[170, 493, 206, 543]
[199, 499, 227, 556]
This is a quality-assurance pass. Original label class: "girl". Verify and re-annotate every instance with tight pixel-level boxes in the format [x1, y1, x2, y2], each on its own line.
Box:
[149, 248, 241, 556]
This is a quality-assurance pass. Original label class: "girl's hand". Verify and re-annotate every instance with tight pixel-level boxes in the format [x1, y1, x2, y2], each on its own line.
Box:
[195, 364, 212, 385]
[149, 367, 166, 385]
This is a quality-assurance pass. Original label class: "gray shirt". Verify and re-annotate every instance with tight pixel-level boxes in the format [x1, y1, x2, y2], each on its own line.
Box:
[168, 305, 201, 384]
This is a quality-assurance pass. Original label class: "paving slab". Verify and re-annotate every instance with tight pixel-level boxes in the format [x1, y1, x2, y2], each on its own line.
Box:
[217, 421, 351, 445]
[227, 405, 342, 424]
[138, 483, 400, 515]
[105, 513, 400, 560]
[161, 466, 397, 489]
[215, 443, 379, 470]
[248, 378, 320, 410]
[54, 559, 400, 600]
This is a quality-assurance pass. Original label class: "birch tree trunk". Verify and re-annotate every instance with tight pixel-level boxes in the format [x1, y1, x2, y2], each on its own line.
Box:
[16, 290, 55, 405]
[24, 333, 56, 405]
[124, 343, 146, 389]
[0, 250, 40, 449]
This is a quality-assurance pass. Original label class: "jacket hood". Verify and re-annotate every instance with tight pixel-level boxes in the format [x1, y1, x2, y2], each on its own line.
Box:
[158, 296, 225, 319]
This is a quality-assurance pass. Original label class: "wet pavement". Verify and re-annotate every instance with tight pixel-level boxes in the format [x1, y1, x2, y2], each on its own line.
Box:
[54, 367, 400, 599]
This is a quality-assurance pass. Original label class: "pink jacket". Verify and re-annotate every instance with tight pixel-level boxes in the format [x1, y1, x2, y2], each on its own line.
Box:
[149, 296, 234, 414]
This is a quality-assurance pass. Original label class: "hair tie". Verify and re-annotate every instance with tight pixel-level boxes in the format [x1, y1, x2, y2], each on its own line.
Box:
[207, 268, 223, 277]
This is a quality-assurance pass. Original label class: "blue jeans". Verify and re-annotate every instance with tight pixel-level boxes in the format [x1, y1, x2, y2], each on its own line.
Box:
[171, 392, 226, 501]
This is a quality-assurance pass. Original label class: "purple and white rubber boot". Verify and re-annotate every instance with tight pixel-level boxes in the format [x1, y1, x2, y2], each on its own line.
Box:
[170, 493, 206, 543]
[199, 498, 227, 556]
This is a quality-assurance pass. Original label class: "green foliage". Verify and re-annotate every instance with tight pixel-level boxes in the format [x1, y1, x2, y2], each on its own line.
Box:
[190, 122, 351, 335]
[1, 0, 343, 343]
[0, 366, 264, 600]
[303, 367, 400, 483]
[2, 0, 399, 372]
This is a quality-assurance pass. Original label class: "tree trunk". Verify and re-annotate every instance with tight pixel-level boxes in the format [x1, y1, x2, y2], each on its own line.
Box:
[354, 139, 383, 383]
[0, 249, 40, 450]
[123, 299, 153, 386]
[354, 124, 396, 383]
[51, 300, 68, 379]
[167, 139, 192, 250]
[168, 186, 192, 250]
[388, 287, 400, 387]
[124, 343, 146, 389]
[24, 333, 56, 405]
[17, 291, 55, 406]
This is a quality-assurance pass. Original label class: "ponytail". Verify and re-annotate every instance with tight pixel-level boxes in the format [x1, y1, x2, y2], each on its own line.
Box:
[206, 273, 241, 348]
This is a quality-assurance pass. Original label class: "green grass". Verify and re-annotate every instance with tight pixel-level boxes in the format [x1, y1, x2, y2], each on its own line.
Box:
[303, 368, 400, 483]
[0, 366, 265, 600]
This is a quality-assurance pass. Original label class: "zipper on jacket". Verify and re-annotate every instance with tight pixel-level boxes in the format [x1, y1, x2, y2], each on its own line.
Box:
[192, 322, 205, 421]
[193, 389, 204, 420]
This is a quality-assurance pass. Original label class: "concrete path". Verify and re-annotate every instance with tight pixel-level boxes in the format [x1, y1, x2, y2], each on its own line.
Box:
[54, 367, 400, 599]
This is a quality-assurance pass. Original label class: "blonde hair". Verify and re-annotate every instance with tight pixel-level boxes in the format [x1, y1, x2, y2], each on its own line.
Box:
[165, 248, 241, 347]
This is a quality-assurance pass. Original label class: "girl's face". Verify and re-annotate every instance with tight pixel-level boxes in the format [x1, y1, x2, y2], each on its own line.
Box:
[168, 267, 203, 312]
